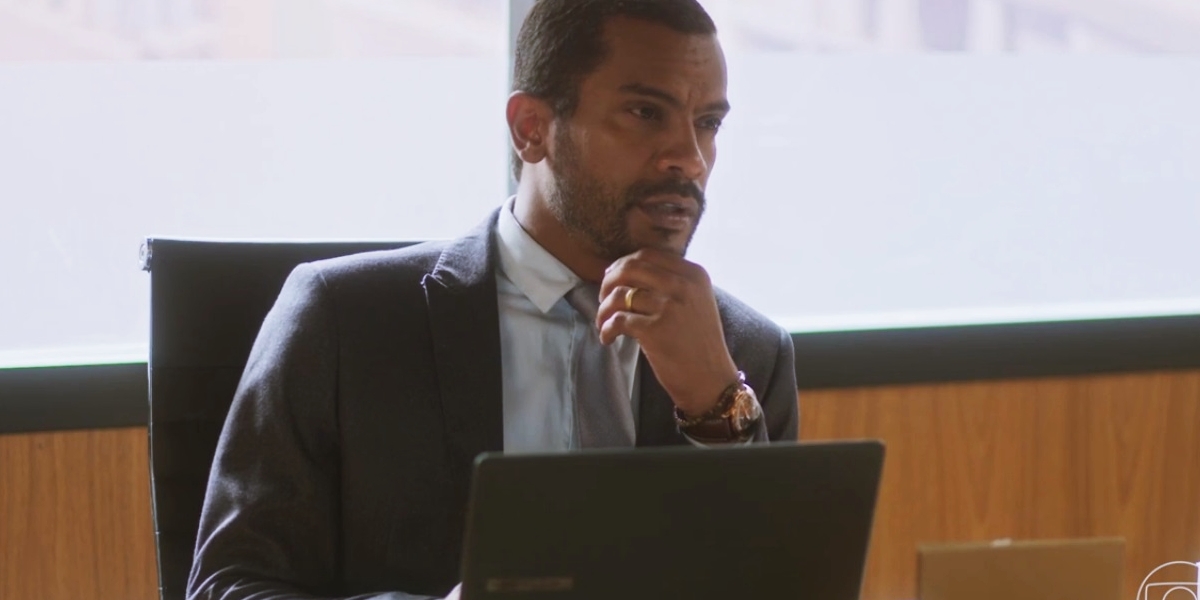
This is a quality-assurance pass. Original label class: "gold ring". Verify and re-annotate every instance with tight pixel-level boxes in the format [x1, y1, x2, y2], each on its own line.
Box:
[624, 287, 639, 312]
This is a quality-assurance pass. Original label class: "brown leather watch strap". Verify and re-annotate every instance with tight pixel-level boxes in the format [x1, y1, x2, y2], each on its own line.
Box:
[675, 372, 763, 443]
[680, 416, 742, 443]
[675, 373, 745, 429]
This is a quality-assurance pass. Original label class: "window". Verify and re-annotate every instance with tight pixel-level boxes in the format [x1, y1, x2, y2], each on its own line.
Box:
[1, 0, 1197, 368]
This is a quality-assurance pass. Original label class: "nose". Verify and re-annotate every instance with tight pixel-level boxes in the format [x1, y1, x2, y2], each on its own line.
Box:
[655, 125, 709, 182]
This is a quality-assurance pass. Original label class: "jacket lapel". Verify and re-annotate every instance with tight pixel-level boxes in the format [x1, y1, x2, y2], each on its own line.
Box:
[423, 210, 505, 478]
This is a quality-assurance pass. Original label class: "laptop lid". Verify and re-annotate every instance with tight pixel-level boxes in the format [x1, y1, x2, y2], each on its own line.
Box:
[918, 537, 1124, 600]
[460, 440, 885, 600]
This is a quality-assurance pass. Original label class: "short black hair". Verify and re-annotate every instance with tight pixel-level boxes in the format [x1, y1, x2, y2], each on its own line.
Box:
[510, 0, 718, 181]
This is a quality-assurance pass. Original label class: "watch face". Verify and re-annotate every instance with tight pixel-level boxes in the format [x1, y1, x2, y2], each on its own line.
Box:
[730, 388, 762, 432]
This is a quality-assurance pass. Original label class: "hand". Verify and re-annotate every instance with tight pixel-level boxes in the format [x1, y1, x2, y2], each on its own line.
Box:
[596, 248, 738, 417]
[444, 583, 462, 600]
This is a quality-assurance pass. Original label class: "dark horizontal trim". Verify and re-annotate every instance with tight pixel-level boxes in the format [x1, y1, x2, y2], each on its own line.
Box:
[792, 314, 1200, 389]
[2, 314, 1198, 433]
[0, 363, 148, 434]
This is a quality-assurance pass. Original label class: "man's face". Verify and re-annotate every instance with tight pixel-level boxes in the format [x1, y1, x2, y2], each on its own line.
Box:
[545, 17, 729, 260]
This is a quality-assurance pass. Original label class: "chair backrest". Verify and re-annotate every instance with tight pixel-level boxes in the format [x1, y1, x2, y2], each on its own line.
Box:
[144, 238, 419, 600]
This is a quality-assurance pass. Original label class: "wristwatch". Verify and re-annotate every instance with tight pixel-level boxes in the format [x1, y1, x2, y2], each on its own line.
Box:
[674, 371, 763, 444]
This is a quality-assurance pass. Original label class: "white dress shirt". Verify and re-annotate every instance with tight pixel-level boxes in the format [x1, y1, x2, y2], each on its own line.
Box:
[495, 200, 642, 453]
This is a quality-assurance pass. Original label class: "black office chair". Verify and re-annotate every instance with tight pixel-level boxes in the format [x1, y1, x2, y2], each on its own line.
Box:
[143, 238, 418, 600]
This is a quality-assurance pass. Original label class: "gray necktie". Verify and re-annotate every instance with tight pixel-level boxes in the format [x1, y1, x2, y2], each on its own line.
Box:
[565, 283, 637, 448]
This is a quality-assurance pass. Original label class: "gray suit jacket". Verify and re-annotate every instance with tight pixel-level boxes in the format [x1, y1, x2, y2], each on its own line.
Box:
[187, 210, 799, 600]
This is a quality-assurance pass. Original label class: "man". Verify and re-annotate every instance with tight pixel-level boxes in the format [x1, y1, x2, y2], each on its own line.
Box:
[188, 1, 798, 599]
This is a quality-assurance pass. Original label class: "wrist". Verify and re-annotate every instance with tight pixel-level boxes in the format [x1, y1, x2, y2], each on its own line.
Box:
[674, 371, 763, 443]
[675, 365, 740, 418]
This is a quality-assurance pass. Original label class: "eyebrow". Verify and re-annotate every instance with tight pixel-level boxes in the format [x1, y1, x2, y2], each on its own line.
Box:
[617, 82, 731, 115]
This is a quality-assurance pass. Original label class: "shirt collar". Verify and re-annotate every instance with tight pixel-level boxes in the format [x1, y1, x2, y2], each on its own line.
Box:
[496, 197, 581, 314]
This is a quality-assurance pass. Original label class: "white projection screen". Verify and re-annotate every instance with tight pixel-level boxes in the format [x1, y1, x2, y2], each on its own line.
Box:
[1, 0, 1198, 369]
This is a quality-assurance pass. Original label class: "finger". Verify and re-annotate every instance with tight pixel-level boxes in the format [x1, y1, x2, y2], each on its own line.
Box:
[604, 248, 711, 298]
[611, 285, 655, 314]
[598, 310, 655, 345]
[595, 285, 665, 327]
[600, 257, 686, 301]
[611, 247, 697, 272]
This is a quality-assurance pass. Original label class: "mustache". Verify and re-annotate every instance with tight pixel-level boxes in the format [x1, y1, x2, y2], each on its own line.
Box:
[626, 179, 706, 209]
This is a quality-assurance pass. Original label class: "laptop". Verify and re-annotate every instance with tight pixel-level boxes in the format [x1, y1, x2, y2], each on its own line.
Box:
[918, 537, 1124, 600]
[459, 440, 885, 600]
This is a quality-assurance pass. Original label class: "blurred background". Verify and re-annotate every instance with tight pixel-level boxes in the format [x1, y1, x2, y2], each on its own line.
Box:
[5, 0, 1200, 59]
[1, 0, 1198, 368]
[2, 5, 1199, 600]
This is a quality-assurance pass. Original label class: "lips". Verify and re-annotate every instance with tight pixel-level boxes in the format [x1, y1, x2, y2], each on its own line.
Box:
[636, 195, 699, 231]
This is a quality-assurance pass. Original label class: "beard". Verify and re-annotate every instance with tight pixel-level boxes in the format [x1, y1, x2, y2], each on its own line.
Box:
[546, 126, 706, 261]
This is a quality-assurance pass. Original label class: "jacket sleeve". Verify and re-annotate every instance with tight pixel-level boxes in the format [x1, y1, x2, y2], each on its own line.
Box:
[758, 325, 800, 442]
[186, 264, 444, 600]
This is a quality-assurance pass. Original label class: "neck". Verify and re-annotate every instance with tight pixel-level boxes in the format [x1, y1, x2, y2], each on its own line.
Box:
[512, 176, 611, 284]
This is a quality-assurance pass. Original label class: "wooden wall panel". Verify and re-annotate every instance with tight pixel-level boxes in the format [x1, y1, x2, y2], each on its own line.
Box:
[2, 369, 1197, 600]
[801, 369, 1200, 600]
[0, 427, 158, 600]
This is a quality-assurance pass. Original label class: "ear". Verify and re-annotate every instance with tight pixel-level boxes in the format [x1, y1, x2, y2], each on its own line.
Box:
[507, 91, 552, 167]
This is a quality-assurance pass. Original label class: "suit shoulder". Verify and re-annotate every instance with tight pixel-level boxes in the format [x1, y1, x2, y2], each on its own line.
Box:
[714, 287, 788, 346]
[301, 240, 449, 289]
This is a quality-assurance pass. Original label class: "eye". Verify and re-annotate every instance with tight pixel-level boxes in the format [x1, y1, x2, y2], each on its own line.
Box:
[629, 105, 663, 121]
[698, 116, 724, 132]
